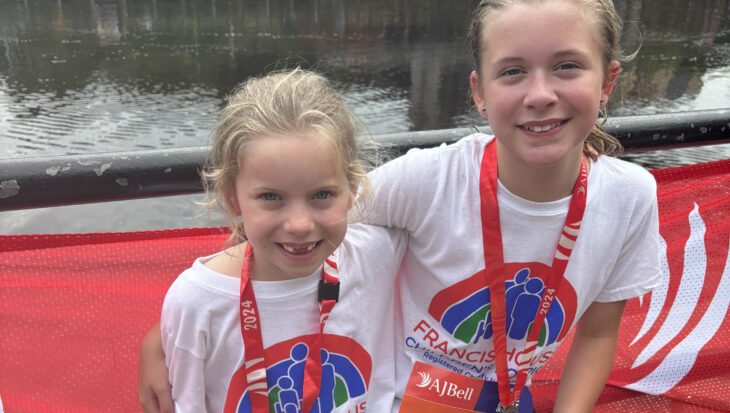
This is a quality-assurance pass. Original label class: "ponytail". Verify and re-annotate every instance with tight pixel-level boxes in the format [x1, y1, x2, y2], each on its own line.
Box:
[585, 113, 623, 157]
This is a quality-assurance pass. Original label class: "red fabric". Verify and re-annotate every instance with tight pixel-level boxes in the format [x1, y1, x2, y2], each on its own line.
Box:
[1, 228, 228, 412]
[1, 159, 730, 412]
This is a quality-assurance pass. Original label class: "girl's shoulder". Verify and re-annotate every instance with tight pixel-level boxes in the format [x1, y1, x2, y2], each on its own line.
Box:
[202, 244, 245, 279]
[414, 132, 493, 160]
[165, 252, 241, 301]
[373, 132, 493, 183]
[388, 132, 492, 164]
[591, 156, 657, 205]
[595, 156, 656, 188]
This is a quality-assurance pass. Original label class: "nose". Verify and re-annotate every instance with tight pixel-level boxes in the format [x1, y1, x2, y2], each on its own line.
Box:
[523, 72, 557, 109]
[283, 204, 315, 236]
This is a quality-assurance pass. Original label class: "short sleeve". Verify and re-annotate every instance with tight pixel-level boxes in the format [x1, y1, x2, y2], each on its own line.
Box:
[167, 348, 207, 412]
[366, 146, 443, 231]
[341, 223, 408, 284]
[594, 176, 663, 302]
[161, 275, 209, 412]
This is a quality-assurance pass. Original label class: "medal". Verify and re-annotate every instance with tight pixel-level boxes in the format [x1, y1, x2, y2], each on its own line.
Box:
[496, 403, 519, 413]
[503, 405, 519, 413]
[479, 140, 588, 411]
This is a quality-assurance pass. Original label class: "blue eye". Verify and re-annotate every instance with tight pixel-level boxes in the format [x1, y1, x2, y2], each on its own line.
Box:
[556, 62, 580, 71]
[314, 191, 333, 200]
[260, 193, 280, 201]
[500, 68, 523, 77]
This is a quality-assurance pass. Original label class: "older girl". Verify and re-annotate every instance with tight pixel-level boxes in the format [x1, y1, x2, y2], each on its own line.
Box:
[372, 1, 660, 411]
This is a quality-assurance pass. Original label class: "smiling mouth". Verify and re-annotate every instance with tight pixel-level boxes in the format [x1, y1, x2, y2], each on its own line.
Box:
[278, 241, 322, 255]
[521, 120, 566, 133]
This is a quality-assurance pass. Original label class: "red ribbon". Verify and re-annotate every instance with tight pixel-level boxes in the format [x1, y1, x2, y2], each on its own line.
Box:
[223, 244, 339, 413]
[479, 140, 588, 410]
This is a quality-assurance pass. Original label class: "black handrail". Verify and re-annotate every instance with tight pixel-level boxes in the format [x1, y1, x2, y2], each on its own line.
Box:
[1, 109, 729, 212]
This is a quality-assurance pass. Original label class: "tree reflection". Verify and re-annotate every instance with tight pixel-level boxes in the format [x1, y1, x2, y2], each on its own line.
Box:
[0, 0, 727, 140]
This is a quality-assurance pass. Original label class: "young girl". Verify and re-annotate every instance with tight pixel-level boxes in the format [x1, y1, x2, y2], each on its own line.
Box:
[140, 1, 661, 412]
[370, 0, 660, 411]
[157, 68, 405, 413]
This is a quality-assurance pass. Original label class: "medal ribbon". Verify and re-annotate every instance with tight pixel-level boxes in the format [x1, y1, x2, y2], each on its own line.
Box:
[223, 243, 339, 413]
[479, 140, 588, 410]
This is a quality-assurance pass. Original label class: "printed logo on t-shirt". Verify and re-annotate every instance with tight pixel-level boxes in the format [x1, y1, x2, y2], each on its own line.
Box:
[228, 334, 372, 413]
[407, 262, 577, 380]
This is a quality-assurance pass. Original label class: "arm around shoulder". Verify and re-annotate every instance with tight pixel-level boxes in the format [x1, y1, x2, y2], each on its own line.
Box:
[367, 142, 462, 230]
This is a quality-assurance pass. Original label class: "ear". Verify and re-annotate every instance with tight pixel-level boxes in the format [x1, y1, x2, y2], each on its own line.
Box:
[470, 71, 488, 119]
[601, 60, 621, 106]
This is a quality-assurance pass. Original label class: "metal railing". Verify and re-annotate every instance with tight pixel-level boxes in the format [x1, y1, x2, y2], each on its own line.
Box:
[1, 108, 729, 212]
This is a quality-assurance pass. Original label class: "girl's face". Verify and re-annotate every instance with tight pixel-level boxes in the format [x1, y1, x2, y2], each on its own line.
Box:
[470, 0, 618, 174]
[232, 132, 353, 281]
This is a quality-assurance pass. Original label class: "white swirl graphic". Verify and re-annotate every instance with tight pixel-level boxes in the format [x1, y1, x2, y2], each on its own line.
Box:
[626, 203, 730, 394]
[631, 203, 706, 369]
[416, 371, 432, 388]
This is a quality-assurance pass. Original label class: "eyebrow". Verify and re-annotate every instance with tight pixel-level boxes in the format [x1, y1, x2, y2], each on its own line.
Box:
[493, 49, 590, 66]
[553, 49, 589, 59]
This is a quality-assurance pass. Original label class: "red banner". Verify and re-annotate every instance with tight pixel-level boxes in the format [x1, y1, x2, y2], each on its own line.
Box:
[0, 228, 228, 412]
[1, 159, 729, 412]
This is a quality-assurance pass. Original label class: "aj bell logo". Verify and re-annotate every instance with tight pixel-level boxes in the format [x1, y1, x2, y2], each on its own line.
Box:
[415, 371, 475, 400]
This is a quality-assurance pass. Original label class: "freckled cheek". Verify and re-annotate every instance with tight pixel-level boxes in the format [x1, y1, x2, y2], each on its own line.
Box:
[318, 207, 349, 231]
[318, 209, 349, 228]
[242, 215, 278, 240]
[572, 80, 603, 98]
[485, 89, 519, 114]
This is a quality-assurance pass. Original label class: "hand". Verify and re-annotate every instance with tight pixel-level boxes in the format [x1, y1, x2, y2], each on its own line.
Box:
[138, 323, 174, 413]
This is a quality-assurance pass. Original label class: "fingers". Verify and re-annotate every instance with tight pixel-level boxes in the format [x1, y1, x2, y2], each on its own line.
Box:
[138, 389, 161, 413]
[138, 378, 175, 413]
[156, 386, 175, 413]
[138, 377, 174, 413]
[138, 345, 163, 413]
[138, 323, 174, 413]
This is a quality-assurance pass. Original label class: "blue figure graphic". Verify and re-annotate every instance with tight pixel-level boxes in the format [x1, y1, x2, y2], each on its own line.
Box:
[263, 342, 368, 413]
[275, 376, 300, 413]
[284, 343, 308, 408]
[311, 349, 336, 413]
[505, 268, 531, 317]
[475, 268, 531, 343]
[508, 278, 544, 339]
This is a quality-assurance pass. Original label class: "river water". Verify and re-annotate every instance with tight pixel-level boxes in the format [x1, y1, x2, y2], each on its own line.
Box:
[1, 0, 729, 234]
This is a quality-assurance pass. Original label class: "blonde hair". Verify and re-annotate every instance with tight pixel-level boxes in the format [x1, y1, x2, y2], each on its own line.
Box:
[203, 68, 374, 245]
[468, 0, 634, 156]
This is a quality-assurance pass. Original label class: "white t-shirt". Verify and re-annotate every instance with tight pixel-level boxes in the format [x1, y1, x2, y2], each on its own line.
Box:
[367, 133, 662, 404]
[161, 223, 406, 413]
